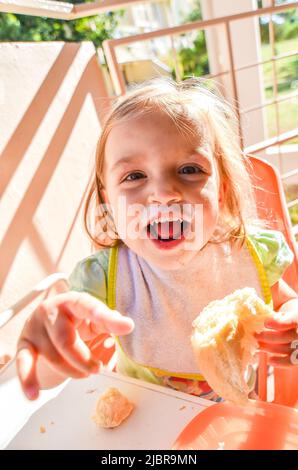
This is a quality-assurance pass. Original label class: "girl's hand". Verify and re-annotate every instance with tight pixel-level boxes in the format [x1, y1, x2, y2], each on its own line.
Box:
[256, 316, 298, 368]
[16, 291, 134, 400]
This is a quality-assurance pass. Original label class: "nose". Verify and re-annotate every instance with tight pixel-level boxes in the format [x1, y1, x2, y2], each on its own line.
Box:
[147, 180, 182, 205]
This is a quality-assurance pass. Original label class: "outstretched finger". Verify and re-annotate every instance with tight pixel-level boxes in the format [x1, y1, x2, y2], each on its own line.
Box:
[44, 292, 134, 335]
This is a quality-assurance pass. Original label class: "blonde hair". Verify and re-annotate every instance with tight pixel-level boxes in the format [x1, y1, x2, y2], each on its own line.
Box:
[84, 77, 267, 250]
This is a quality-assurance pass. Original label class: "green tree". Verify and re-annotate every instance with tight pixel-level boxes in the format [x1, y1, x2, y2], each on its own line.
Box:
[175, 1, 209, 79]
[178, 31, 209, 78]
[0, 0, 123, 48]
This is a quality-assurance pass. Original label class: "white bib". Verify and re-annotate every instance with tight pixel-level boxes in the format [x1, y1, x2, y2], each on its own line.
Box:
[115, 240, 264, 375]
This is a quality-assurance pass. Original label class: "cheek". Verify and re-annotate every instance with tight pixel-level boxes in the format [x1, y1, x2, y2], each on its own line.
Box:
[108, 193, 144, 240]
[198, 180, 220, 228]
[194, 178, 220, 209]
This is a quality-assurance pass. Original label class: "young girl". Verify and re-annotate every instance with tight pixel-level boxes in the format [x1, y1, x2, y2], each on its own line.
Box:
[17, 78, 298, 401]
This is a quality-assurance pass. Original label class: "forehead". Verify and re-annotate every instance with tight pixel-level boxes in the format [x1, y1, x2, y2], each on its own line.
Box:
[104, 110, 207, 159]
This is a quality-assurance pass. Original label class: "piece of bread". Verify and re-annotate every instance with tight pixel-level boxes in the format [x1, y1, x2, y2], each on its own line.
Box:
[92, 387, 134, 428]
[191, 287, 274, 405]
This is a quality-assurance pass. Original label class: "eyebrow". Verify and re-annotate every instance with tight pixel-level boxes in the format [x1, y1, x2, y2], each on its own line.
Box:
[110, 155, 143, 173]
[191, 148, 212, 167]
[110, 149, 212, 173]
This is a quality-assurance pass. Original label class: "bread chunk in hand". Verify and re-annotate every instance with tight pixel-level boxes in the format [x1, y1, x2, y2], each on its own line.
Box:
[191, 287, 274, 405]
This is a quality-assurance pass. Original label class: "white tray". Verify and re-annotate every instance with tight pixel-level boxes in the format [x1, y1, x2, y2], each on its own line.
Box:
[3, 369, 211, 450]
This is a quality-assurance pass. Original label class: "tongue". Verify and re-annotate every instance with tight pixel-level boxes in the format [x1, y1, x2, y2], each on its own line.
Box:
[157, 221, 182, 239]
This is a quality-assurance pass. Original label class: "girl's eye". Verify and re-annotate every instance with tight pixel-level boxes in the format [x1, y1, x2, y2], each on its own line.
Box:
[179, 165, 204, 175]
[123, 172, 146, 182]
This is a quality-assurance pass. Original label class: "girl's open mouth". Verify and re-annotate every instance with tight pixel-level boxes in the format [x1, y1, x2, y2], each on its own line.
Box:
[146, 220, 191, 250]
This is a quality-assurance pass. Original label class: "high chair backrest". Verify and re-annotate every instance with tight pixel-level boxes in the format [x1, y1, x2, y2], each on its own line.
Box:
[248, 155, 298, 408]
[248, 155, 298, 292]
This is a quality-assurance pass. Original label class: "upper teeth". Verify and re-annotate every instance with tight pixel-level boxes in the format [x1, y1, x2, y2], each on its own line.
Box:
[149, 216, 184, 225]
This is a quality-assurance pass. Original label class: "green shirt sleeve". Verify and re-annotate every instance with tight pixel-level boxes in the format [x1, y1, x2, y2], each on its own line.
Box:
[247, 227, 294, 287]
[68, 249, 110, 304]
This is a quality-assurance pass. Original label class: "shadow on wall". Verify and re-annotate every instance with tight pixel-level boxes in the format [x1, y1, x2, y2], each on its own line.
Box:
[0, 42, 111, 311]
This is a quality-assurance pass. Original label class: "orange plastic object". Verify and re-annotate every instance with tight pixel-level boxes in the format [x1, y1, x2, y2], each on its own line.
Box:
[88, 333, 116, 370]
[172, 401, 298, 450]
[247, 155, 298, 293]
[248, 155, 298, 408]
[274, 367, 298, 408]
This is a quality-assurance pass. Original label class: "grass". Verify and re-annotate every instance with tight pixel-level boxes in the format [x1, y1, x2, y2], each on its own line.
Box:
[261, 37, 298, 62]
[264, 93, 298, 139]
